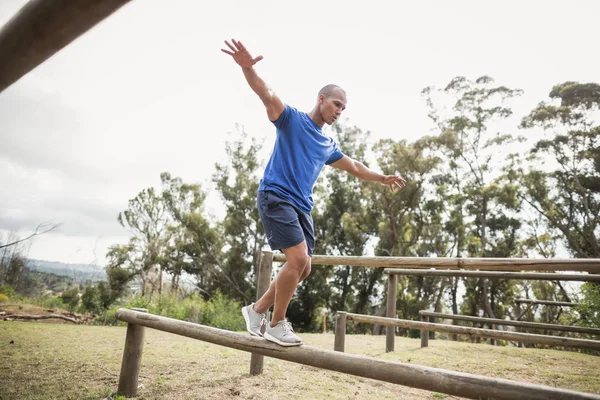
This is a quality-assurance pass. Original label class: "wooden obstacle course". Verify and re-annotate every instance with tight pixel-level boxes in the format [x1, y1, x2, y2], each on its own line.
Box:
[383, 264, 597, 352]
[418, 311, 600, 336]
[336, 312, 600, 351]
[115, 308, 600, 400]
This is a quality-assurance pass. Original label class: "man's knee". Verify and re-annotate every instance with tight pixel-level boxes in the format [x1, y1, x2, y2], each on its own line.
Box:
[288, 252, 309, 272]
[299, 261, 311, 282]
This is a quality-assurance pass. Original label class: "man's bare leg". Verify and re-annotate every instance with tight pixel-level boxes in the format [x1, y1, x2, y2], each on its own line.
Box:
[253, 243, 311, 322]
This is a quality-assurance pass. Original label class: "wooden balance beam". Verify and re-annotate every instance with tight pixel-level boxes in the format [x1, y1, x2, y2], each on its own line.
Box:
[115, 308, 599, 400]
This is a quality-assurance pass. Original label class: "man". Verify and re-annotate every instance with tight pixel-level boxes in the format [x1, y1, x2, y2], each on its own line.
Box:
[221, 39, 406, 346]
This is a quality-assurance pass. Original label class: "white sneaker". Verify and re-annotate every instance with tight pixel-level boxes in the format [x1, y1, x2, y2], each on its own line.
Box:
[264, 320, 303, 347]
[242, 303, 266, 337]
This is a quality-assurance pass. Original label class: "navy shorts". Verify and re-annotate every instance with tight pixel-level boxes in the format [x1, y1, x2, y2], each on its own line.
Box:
[257, 190, 315, 257]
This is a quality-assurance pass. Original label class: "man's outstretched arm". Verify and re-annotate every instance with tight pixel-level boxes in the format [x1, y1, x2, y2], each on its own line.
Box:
[221, 39, 284, 122]
[330, 156, 407, 191]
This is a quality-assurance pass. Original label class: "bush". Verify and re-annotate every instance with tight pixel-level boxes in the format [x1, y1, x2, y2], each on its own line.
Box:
[92, 307, 125, 326]
[107, 291, 245, 331]
[0, 285, 16, 298]
[81, 285, 102, 314]
[0, 293, 8, 303]
[198, 291, 245, 331]
[35, 295, 67, 310]
[60, 287, 80, 311]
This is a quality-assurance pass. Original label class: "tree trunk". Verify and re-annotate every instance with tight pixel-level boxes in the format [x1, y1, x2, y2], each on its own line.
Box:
[430, 279, 446, 339]
[479, 278, 496, 319]
[337, 266, 352, 310]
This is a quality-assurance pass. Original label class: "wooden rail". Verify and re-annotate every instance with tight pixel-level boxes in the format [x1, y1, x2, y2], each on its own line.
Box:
[0, 0, 132, 93]
[516, 299, 581, 307]
[338, 312, 600, 351]
[418, 311, 600, 336]
[271, 253, 600, 272]
[384, 269, 600, 282]
[116, 308, 600, 400]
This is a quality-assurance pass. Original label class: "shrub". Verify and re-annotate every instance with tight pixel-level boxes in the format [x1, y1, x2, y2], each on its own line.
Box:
[0, 285, 16, 298]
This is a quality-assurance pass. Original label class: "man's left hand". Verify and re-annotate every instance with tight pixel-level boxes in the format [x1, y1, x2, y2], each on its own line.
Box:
[381, 175, 406, 191]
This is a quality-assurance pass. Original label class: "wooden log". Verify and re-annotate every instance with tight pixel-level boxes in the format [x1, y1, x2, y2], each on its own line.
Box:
[334, 312, 347, 352]
[515, 299, 581, 307]
[0, 0, 132, 94]
[115, 308, 600, 400]
[384, 269, 600, 282]
[117, 308, 147, 398]
[250, 251, 273, 376]
[419, 311, 600, 336]
[345, 313, 600, 350]
[1, 314, 79, 323]
[271, 253, 600, 272]
[386, 274, 397, 352]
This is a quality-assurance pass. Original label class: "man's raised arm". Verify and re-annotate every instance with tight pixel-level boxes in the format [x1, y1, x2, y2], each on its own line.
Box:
[221, 39, 285, 122]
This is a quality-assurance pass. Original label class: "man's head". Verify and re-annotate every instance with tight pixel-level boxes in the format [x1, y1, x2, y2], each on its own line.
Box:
[316, 84, 346, 125]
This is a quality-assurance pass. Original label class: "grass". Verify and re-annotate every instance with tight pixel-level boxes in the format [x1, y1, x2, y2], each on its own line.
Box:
[1, 318, 599, 400]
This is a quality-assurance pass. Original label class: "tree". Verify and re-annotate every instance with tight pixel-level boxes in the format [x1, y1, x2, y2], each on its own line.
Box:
[369, 136, 448, 335]
[579, 283, 600, 328]
[423, 76, 524, 322]
[118, 187, 169, 296]
[520, 82, 600, 258]
[161, 172, 221, 298]
[212, 129, 266, 303]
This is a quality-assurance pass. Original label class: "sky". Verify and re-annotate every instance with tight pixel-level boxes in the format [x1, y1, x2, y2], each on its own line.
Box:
[1, 0, 599, 266]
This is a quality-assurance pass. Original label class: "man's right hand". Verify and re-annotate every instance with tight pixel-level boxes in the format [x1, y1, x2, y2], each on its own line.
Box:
[221, 39, 263, 68]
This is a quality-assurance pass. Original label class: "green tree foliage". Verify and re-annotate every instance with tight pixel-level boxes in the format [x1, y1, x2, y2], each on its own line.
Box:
[60, 286, 80, 311]
[118, 187, 169, 296]
[212, 129, 266, 303]
[520, 82, 600, 258]
[579, 283, 600, 328]
[423, 76, 524, 320]
[160, 172, 220, 297]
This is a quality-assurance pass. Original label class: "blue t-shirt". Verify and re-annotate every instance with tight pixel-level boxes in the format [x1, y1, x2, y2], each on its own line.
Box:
[259, 105, 344, 213]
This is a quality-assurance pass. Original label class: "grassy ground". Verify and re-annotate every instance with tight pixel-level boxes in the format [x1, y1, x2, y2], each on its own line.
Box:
[1, 317, 599, 400]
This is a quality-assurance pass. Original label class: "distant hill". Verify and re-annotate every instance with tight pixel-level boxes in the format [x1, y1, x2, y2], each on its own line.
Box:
[27, 259, 107, 282]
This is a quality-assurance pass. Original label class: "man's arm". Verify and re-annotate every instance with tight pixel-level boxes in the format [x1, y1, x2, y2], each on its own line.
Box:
[330, 155, 407, 191]
[221, 39, 284, 121]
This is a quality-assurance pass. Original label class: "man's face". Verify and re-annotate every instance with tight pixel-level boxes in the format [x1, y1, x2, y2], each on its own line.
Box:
[320, 89, 347, 125]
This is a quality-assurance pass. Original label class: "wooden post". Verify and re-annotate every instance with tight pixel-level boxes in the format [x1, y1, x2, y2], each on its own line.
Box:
[428, 315, 436, 340]
[249, 250, 273, 375]
[420, 314, 429, 348]
[117, 308, 147, 398]
[386, 274, 398, 353]
[334, 312, 347, 352]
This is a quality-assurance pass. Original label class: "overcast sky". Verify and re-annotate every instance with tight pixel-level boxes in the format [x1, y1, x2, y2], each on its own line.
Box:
[1, 0, 599, 266]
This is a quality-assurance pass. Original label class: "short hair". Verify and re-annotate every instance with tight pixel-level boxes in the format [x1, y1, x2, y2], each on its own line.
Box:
[318, 84, 346, 99]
